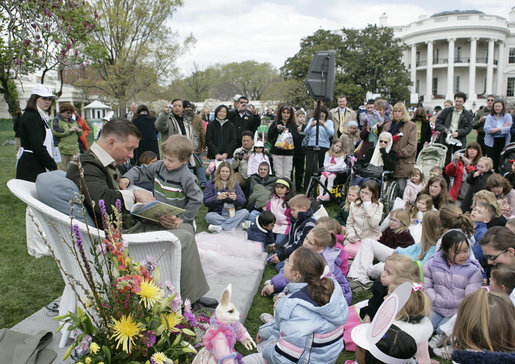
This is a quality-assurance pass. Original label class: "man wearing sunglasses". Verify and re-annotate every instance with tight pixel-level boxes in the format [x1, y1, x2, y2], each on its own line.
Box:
[472, 94, 494, 155]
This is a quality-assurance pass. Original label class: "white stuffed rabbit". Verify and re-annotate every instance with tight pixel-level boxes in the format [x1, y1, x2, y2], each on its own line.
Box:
[193, 284, 256, 364]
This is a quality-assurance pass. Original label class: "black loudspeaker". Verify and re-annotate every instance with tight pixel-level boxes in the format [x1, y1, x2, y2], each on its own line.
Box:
[304, 50, 336, 101]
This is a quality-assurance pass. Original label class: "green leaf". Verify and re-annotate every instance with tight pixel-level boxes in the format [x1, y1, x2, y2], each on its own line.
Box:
[181, 328, 195, 336]
[62, 343, 74, 360]
[172, 333, 182, 346]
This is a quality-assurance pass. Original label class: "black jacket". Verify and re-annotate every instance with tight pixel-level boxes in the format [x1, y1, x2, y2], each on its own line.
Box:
[206, 119, 236, 159]
[16, 108, 57, 182]
[358, 146, 400, 173]
[268, 120, 299, 156]
[435, 107, 473, 147]
[228, 110, 261, 148]
[461, 170, 494, 212]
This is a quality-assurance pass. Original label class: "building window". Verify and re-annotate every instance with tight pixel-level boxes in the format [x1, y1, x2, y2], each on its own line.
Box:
[507, 78, 515, 97]
[416, 79, 420, 94]
[433, 49, 439, 64]
[432, 78, 438, 96]
[455, 47, 462, 62]
[509, 48, 515, 63]
[416, 51, 420, 66]
[454, 76, 460, 93]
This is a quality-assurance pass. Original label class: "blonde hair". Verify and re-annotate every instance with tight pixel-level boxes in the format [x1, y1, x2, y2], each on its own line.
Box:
[288, 194, 311, 209]
[385, 255, 420, 282]
[213, 161, 236, 191]
[161, 134, 194, 162]
[328, 139, 345, 157]
[478, 156, 494, 171]
[411, 194, 433, 220]
[316, 217, 344, 247]
[472, 190, 503, 217]
[452, 288, 515, 352]
[392, 102, 411, 123]
[389, 279, 432, 322]
[418, 210, 441, 260]
[308, 226, 335, 249]
[344, 185, 361, 210]
[439, 204, 475, 238]
[374, 99, 387, 111]
[389, 208, 410, 233]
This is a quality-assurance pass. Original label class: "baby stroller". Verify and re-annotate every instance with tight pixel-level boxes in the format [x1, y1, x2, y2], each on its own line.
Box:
[499, 142, 515, 176]
[416, 143, 448, 178]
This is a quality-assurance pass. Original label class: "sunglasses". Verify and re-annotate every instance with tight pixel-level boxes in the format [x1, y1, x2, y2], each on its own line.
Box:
[379, 140, 389, 144]
[487, 99, 495, 102]
[484, 249, 508, 261]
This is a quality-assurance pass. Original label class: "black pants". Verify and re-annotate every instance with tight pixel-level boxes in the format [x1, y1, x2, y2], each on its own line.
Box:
[476, 132, 486, 156]
[487, 137, 506, 172]
[292, 155, 305, 191]
[303, 146, 328, 193]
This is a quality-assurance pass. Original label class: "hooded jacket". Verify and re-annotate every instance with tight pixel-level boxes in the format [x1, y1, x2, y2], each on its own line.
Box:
[423, 250, 483, 317]
[259, 280, 348, 364]
[203, 180, 246, 214]
[277, 208, 316, 260]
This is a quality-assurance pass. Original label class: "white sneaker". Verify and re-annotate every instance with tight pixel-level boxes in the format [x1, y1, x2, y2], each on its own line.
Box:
[367, 263, 384, 279]
[240, 221, 251, 230]
[429, 333, 447, 349]
[208, 224, 222, 233]
[433, 345, 453, 360]
[260, 313, 274, 323]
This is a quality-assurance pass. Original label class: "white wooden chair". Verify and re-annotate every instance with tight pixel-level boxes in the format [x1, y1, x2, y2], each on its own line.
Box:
[7, 179, 181, 348]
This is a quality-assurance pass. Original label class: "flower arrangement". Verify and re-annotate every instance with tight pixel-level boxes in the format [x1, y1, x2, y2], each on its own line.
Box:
[54, 199, 208, 364]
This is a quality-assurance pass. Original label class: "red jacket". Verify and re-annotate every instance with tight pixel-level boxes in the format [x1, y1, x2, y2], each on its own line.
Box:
[445, 161, 476, 201]
[76, 116, 90, 151]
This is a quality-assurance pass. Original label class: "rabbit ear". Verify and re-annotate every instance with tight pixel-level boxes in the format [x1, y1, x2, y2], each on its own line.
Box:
[220, 284, 232, 306]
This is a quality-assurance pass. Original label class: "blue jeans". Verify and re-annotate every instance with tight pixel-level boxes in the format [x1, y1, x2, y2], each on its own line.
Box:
[188, 153, 207, 186]
[431, 310, 451, 333]
[275, 233, 288, 247]
[205, 209, 249, 231]
[248, 209, 261, 223]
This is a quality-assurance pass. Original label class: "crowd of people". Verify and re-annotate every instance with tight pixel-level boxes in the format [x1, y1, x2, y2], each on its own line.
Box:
[14, 84, 515, 363]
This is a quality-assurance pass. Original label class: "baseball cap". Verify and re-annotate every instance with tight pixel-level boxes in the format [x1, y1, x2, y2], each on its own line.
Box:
[31, 84, 57, 99]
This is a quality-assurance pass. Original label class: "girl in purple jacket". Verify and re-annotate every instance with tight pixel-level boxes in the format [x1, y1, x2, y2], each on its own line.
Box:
[204, 161, 249, 232]
[424, 230, 483, 331]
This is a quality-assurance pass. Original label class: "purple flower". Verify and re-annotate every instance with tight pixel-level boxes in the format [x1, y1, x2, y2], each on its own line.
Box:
[98, 200, 108, 230]
[144, 255, 157, 274]
[184, 311, 197, 326]
[171, 293, 183, 312]
[73, 224, 83, 250]
[142, 330, 156, 348]
[74, 334, 92, 356]
[115, 199, 122, 214]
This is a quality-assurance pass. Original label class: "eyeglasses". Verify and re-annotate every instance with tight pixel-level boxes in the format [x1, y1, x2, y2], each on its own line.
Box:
[487, 99, 495, 102]
[484, 249, 508, 261]
[379, 140, 389, 144]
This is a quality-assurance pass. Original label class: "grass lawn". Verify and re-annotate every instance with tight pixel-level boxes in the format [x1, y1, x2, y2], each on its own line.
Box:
[0, 118, 452, 363]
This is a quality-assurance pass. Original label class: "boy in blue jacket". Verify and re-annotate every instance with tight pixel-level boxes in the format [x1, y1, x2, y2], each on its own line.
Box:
[247, 210, 276, 251]
[268, 194, 316, 271]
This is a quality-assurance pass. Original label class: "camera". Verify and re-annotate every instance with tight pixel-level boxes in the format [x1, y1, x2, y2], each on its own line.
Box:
[235, 150, 247, 160]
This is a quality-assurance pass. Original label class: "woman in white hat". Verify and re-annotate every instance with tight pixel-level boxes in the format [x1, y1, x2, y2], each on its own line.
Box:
[16, 84, 58, 182]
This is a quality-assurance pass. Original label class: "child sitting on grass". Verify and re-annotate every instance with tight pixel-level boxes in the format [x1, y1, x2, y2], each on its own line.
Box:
[247, 210, 276, 251]
[316, 216, 349, 275]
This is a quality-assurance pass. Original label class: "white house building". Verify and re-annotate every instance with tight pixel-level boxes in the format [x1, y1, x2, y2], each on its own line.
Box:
[392, 8, 515, 110]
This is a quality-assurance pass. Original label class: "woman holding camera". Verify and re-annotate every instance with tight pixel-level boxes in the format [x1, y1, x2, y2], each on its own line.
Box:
[445, 141, 482, 204]
[268, 104, 298, 179]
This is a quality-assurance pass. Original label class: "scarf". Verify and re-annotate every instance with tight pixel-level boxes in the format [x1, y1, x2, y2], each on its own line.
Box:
[369, 132, 393, 167]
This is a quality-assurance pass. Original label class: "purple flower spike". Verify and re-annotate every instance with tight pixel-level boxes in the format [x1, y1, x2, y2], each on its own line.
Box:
[98, 200, 108, 230]
[73, 224, 83, 249]
[115, 199, 122, 214]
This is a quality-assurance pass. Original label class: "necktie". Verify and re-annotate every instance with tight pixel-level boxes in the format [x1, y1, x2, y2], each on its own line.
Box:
[339, 108, 345, 133]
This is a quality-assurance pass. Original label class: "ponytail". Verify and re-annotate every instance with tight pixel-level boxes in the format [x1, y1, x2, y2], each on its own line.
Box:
[292, 247, 334, 306]
[440, 204, 475, 238]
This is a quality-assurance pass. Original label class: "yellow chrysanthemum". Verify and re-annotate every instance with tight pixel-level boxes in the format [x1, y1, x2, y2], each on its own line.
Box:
[138, 280, 163, 308]
[161, 311, 182, 333]
[90, 342, 100, 354]
[110, 314, 145, 353]
[85, 358, 91, 364]
[150, 352, 169, 364]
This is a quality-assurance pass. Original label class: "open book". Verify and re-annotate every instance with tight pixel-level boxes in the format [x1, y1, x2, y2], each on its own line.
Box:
[130, 200, 185, 223]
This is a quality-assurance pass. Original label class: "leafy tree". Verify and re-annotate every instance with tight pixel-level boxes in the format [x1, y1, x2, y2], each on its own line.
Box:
[281, 25, 410, 109]
[82, 0, 195, 114]
[0, 0, 95, 116]
[219, 61, 279, 100]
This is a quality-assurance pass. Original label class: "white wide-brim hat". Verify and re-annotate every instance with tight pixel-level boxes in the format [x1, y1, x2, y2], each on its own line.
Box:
[31, 84, 57, 99]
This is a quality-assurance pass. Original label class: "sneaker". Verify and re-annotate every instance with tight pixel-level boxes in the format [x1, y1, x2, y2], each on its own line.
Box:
[367, 263, 384, 280]
[429, 333, 447, 349]
[208, 224, 222, 233]
[433, 345, 453, 360]
[260, 313, 274, 324]
[240, 220, 251, 230]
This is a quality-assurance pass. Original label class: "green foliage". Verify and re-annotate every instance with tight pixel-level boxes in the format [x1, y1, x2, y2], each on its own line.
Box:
[281, 26, 411, 109]
[82, 0, 195, 110]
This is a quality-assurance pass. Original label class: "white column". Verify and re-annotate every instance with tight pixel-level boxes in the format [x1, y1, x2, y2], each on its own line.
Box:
[446, 38, 455, 99]
[426, 40, 433, 102]
[486, 38, 495, 94]
[469, 37, 477, 100]
[496, 40, 505, 96]
[411, 44, 417, 93]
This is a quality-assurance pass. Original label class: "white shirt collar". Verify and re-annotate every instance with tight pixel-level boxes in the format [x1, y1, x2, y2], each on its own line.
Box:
[90, 142, 117, 168]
